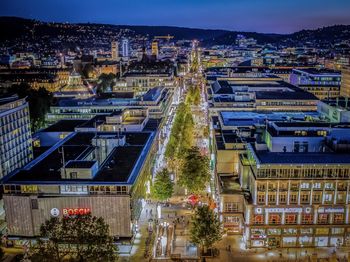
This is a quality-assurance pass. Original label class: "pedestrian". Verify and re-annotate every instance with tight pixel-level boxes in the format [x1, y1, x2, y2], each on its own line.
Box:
[228, 245, 231, 252]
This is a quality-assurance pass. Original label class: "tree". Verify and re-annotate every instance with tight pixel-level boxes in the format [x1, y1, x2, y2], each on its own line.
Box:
[29, 214, 118, 262]
[152, 168, 174, 201]
[178, 147, 210, 193]
[190, 205, 223, 254]
[97, 73, 116, 93]
[8, 83, 53, 131]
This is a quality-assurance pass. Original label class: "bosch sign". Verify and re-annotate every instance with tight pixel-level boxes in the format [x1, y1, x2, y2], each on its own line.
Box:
[62, 208, 91, 217]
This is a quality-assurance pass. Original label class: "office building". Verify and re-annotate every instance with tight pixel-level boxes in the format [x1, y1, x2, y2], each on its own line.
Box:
[122, 39, 129, 58]
[0, 95, 33, 179]
[290, 68, 341, 99]
[340, 66, 350, 98]
[47, 86, 172, 122]
[2, 115, 159, 240]
[208, 76, 319, 115]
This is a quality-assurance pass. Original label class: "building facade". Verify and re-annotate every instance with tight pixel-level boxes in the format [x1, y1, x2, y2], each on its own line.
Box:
[341, 66, 350, 98]
[0, 95, 33, 179]
[243, 122, 350, 248]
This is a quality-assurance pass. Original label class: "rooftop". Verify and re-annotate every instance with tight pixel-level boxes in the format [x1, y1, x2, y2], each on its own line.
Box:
[5, 131, 155, 185]
[293, 68, 341, 76]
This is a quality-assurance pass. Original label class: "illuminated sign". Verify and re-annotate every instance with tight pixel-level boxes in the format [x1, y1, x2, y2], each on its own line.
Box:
[50, 208, 60, 217]
[265, 208, 302, 213]
[62, 208, 91, 217]
[318, 207, 344, 213]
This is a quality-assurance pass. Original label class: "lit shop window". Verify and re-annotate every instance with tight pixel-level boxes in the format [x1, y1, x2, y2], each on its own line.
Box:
[283, 228, 297, 235]
[300, 228, 313, 234]
[269, 214, 281, 225]
[316, 228, 329, 235]
[267, 228, 281, 235]
[285, 214, 298, 225]
[332, 228, 345, 234]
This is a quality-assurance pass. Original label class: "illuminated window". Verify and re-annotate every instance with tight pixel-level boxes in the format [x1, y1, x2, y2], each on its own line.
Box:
[283, 228, 297, 235]
[285, 214, 298, 225]
[257, 194, 265, 204]
[301, 193, 310, 204]
[268, 194, 276, 204]
[279, 194, 287, 204]
[324, 193, 333, 203]
[300, 228, 313, 234]
[316, 228, 329, 235]
[332, 228, 344, 234]
[253, 215, 264, 225]
[225, 203, 238, 212]
[267, 228, 281, 235]
[317, 214, 329, 224]
[269, 214, 281, 225]
[333, 213, 344, 224]
[313, 193, 322, 203]
[289, 193, 298, 204]
[301, 214, 313, 224]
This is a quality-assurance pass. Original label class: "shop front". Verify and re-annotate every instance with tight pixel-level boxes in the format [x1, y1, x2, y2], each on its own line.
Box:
[250, 228, 267, 247]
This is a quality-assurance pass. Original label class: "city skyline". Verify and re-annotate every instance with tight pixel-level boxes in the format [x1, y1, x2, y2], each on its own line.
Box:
[1, 0, 350, 33]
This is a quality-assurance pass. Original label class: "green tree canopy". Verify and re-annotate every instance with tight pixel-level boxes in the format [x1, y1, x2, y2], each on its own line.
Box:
[8, 83, 53, 131]
[190, 205, 223, 253]
[152, 168, 174, 201]
[97, 73, 116, 93]
[29, 214, 118, 262]
[178, 147, 210, 193]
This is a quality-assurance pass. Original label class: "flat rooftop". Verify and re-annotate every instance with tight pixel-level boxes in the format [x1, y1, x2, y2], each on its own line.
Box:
[293, 68, 341, 76]
[219, 111, 320, 127]
[6, 131, 155, 185]
[43, 120, 87, 132]
[255, 150, 350, 165]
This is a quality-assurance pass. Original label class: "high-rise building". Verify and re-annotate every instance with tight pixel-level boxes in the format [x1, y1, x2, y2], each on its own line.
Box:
[340, 66, 350, 98]
[111, 41, 119, 60]
[151, 40, 159, 58]
[0, 94, 33, 179]
[122, 39, 129, 58]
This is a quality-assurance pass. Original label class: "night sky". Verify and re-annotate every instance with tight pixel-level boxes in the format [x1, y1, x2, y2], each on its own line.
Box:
[1, 0, 350, 33]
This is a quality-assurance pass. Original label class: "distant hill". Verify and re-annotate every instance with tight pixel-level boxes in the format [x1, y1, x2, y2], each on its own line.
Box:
[0, 16, 349, 48]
